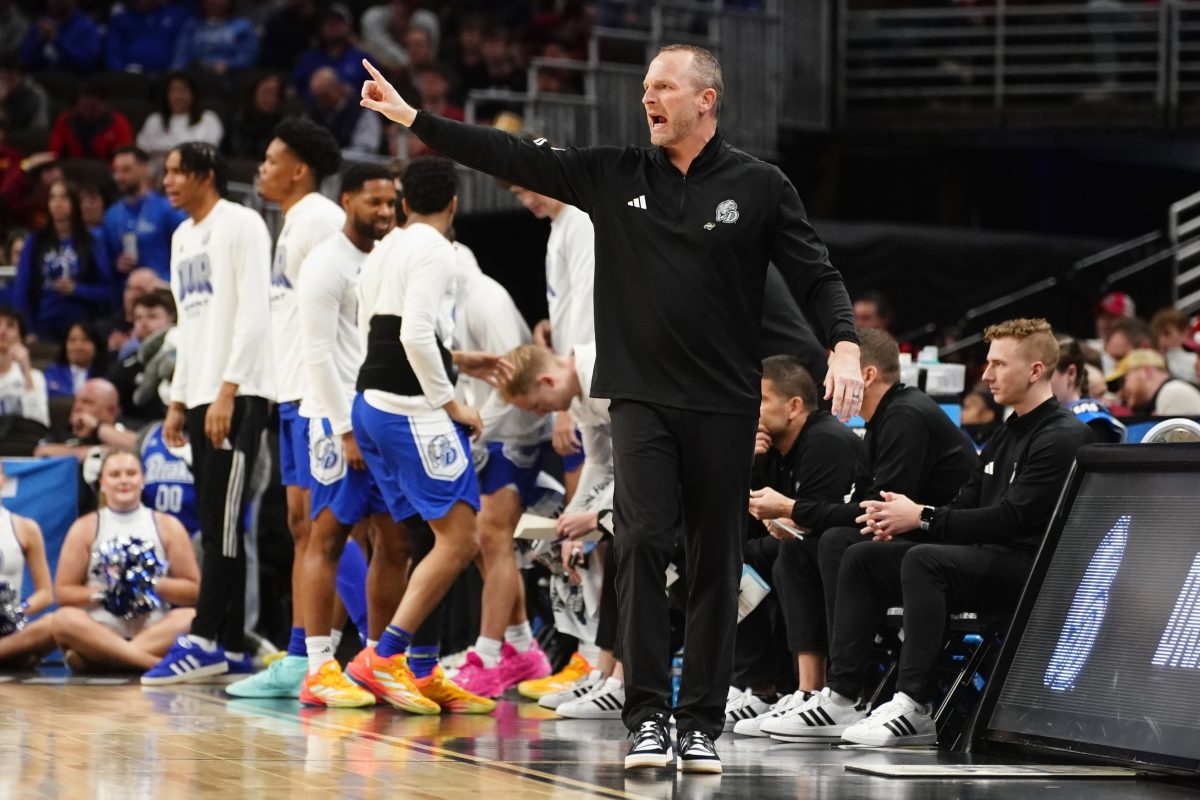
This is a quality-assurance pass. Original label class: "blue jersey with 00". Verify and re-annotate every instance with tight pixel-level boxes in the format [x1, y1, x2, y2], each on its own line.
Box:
[140, 422, 200, 537]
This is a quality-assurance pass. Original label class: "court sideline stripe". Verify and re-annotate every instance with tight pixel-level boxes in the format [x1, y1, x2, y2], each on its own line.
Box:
[177, 688, 653, 800]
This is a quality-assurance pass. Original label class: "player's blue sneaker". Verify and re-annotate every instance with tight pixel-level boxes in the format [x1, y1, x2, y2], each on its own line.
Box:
[141, 636, 229, 685]
[226, 650, 255, 676]
[225, 655, 307, 698]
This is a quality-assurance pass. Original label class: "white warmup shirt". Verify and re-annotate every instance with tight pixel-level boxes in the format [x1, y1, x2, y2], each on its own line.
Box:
[565, 343, 613, 515]
[0, 362, 49, 427]
[169, 199, 275, 408]
[298, 232, 369, 435]
[452, 242, 548, 446]
[270, 192, 345, 404]
[357, 223, 457, 416]
[546, 204, 596, 357]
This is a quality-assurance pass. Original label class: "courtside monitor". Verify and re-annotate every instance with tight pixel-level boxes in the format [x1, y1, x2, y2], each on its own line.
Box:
[975, 443, 1200, 775]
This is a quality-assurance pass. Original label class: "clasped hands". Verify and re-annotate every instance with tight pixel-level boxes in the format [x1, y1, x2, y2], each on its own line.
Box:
[856, 491, 922, 541]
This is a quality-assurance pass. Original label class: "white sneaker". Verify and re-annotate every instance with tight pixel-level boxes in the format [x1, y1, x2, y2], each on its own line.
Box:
[538, 669, 603, 710]
[723, 687, 772, 732]
[732, 691, 806, 736]
[762, 687, 866, 741]
[840, 692, 936, 746]
[557, 676, 625, 719]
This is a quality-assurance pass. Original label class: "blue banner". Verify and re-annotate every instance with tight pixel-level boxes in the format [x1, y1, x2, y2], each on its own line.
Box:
[1, 457, 80, 600]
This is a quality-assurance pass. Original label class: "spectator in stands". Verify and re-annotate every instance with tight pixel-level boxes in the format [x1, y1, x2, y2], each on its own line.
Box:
[293, 4, 371, 98]
[102, 146, 186, 283]
[307, 67, 381, 155]
[76, 179, 113, 232]
[50, 450, 199, 674]
[19, 0, 101, 75]
[772, 319, 1093, 748]
[1150, 307, 1199, 383]
[0, 1, 29, 63]
[105, 0, 193, 74]
[745, 356, 862, 696]
[48, 81, 134, 161]
[415, 67, 464, 121]
[449, 14, 488, 103]
[0, 58, 50, 131]
[5, 230, 25, 267]
[404, 26, 437, 74]
[34, 377, 137, 463]
[1090, 290, 1136, 372]
[1052, 337, 1126, 443]
[1103, 316, 1153, 371]
[109, 290, 175, 424]
[172, 0, 259, 76]
[137, 73, 225, 163]
[959, 385, 1003, 447]
[44, 319, 107, 398]
[0, 306, 50, 433]
[853, 291, 893, 333]
[225, 73, 288, 160]
[111, 266, 168, 358]
[1109, 348, 1200, 417]
[260, 0, 323, 72]
[12, 180, 113, 342]
[360, 0, 441, 74]
[0, 112, 37, 230]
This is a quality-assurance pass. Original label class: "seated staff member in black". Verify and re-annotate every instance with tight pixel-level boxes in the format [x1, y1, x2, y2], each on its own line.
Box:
[768, 318, 1094, 746]
[358, 45, 864, 774]
[743, 357, 861, 701]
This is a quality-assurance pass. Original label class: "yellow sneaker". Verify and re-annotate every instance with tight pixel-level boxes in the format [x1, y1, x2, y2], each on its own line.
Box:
[346, 646, 440, 715]
[518, 652, 592, 700]
[414, 666, 496, 714]
[300, 661, 378, 708]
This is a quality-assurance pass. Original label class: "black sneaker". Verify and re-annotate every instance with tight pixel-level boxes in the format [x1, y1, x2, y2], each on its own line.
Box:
[677, 731, 722, 774]
[625, 714, 673, 769]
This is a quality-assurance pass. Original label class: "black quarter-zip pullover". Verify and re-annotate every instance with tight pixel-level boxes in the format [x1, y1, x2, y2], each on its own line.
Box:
[408, 112, 858, 415]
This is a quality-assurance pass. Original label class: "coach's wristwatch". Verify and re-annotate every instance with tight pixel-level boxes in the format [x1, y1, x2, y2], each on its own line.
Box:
[919, 506, 936, 532]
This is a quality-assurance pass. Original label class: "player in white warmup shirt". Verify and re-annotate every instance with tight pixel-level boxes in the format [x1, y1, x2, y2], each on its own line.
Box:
[143, 143, 274, 685]
[0, 462, 55, 668]
[293, 163, 406, 707]
[229, 119, 347, 699]
[51, 450, 200, 673]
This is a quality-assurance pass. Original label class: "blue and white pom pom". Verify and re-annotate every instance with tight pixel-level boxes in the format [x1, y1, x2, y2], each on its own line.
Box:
[0, 581, 27, 637]
[91, 537, 168, 620]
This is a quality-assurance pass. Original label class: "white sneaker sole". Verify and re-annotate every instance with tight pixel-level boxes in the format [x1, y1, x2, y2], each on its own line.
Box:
[678, 758, 723, 774]
[140, 660, 228, 686]
[625, 748, 673, 769]
[840, 730, 936, 746]
[556, 706, 623, 720]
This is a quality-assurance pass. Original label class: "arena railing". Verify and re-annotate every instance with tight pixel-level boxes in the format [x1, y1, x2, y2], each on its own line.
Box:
[1169, 187, 1200, 311]
[838, 0, 1170, 129]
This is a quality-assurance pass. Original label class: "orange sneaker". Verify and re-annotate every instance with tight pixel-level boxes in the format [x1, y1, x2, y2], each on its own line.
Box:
[517, 652, 592, 700]
[300, 661, 377, 708]
[414, 666, 497, 714]
[346, 646, 440, 715]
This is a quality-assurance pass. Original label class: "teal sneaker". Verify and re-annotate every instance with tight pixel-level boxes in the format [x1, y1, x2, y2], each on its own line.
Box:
[225, 654, 307, 698]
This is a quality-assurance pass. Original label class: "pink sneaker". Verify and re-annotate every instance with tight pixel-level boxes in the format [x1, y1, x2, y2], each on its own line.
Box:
[450, 651, 507, 698]
[498, 641, 552, 692]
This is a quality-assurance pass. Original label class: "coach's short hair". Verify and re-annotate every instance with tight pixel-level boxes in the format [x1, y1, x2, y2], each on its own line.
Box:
[657, 44, 723, 117]
[172, 142, 227, 197]
[762, 355, 818, 411]
[985, 318, 1059, 375]
[402, 157, 458, 215]
[499, 345, 557, 403]
[273, 117, 343, 182]
[858, 327, 901, 382]
[340, 162, 393, 195]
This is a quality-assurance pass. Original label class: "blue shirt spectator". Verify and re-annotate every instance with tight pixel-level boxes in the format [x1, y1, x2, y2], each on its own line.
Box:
[19, 0, 101, 74]
[103, 146, 186, 283]
[172, 0, 259, 74]
[105, 0, 193, 73]
[43, 320, 107, 398]
[293, 4, 371, 97]
[13, 181, 114, 342]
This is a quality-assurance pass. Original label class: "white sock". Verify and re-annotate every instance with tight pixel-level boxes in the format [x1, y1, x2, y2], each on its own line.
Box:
[578, 642, 601, 664]
[829, 689, 857, 707]
[367, 639, 378, 649]
[504, 622, 533, 654]
[474, 636, 503, 668]
[225, 651, 245, 661]
[186, 634, 217, 652]
[330, 629, 344, 652]
[306, 636, 333, 675]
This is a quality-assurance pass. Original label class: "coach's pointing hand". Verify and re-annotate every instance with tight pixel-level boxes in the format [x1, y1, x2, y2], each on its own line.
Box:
[360, 59, 417, 127]
[826, 341, 865, 422]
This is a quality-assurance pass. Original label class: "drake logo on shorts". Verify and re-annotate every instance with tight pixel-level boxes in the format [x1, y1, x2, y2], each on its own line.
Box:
[715, 199, 740, 224]
[426, 435, 458, 469]
[309, 429, 346, 486]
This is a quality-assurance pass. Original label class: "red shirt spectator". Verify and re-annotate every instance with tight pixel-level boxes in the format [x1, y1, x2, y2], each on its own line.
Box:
[48, 82, 133, 161]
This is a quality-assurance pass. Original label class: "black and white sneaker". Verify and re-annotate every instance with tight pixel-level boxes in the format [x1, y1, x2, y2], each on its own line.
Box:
[625, 714, 673, 769]
[840, 692, 937, 746]
[723, 687, 772, 732]
[677, 731, 722, 774]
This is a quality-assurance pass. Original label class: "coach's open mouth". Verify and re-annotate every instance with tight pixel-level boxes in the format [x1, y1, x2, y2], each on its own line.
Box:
[649, 113, 667, 131]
